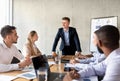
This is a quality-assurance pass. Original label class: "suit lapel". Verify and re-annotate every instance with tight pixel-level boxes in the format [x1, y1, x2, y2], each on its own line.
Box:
[69, 28, 71, 41]
[61, 28, 65, 42]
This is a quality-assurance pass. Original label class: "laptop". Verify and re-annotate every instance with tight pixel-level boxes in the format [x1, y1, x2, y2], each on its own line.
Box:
[32, 55, 66, 81]
[31, 55, 50, 81]
[32, 55, 49, 69]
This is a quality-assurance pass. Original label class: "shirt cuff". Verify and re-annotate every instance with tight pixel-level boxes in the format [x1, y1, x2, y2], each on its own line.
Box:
[78, 70, 86, 78]
[76, 52, 82, 55]
[13, 64, 24, 70]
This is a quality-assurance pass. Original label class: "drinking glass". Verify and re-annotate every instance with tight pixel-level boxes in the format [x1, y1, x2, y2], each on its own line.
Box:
[53, 50, 63, 81]
[54, 56, 59, 64]
[37, 68, 48, 81]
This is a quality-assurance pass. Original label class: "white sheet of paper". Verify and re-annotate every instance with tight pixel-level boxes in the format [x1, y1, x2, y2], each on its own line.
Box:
[72, 76, 98, 81]
[0, 75, 15, 81]
[22, 66, 34, 72]
[48, 61, 55, 65]
[16, 70, 36, 80]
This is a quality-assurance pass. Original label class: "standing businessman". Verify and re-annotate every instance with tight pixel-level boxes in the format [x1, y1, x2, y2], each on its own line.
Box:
[52, 17, 82, 56]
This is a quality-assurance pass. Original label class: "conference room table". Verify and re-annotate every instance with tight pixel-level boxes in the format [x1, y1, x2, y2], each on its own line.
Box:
[0, 55, 73, 81]
[0, 55, 98, 81]
[0, 64, 65, 81]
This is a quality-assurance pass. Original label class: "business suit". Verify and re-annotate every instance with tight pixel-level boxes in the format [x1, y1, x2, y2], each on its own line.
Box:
[52, 27, 82, 55]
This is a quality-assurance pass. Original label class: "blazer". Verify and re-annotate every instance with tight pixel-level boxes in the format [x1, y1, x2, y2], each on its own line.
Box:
[52, 27, 82, 52]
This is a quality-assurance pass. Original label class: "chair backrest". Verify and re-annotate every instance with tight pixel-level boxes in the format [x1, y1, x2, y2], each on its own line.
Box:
[11, 57, 20, 64]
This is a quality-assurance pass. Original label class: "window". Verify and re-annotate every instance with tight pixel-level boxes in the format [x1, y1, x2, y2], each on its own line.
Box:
[0, 0, 12, 27]
[0, 0, 12, 42]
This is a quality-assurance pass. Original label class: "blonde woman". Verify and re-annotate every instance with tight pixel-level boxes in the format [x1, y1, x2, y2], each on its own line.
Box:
[23, 31, 42, 58]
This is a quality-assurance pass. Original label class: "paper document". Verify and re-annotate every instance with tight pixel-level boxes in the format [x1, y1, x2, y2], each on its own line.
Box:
[48, 61, 55, 66]
[0, 75, 15, 81]
[72, 76, 98, 81]
[16, 70, 36, 80]
[22, 66, 34, 72]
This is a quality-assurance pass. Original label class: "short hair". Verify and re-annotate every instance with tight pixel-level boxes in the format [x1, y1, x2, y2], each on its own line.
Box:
[62, 17, 70, 22]
[94, 25, 119, 49]
[0, 25, 16, 38]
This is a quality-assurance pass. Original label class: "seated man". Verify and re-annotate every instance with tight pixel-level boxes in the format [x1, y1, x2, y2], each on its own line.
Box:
[65, 52, 105, 71]
[70, 52, 106, 65]
[63, 25, 120, 81]
[0, 25, 31, 72]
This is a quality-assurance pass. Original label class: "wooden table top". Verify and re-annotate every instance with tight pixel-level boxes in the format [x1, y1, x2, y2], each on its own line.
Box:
[0, 55, 74, 81]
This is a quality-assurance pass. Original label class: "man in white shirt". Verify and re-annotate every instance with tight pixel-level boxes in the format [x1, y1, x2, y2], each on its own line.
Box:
[63, 25, 120, 81]
[70, 52, 106, 65]
[0, 25, 31, 72]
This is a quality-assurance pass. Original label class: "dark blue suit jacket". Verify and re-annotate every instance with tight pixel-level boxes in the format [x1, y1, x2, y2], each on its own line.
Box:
[52, 27, 82, 54]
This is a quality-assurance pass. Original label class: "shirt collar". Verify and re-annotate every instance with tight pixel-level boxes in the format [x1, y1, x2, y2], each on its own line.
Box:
[63, 28, 69, 32]
[106, 48, 120, 59]
[2, 40, 9, 49]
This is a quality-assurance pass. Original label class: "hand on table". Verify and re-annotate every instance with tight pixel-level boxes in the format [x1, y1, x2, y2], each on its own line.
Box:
[52, 52, 58, 57]
[70, 56, 80, 64]
[63, 69, 80, 81]
[75, 52, 88, 59]
[18, 57, 32, 68]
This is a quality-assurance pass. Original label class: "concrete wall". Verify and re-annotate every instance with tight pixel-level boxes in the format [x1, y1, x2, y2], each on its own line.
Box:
[13, 0, 120, 55]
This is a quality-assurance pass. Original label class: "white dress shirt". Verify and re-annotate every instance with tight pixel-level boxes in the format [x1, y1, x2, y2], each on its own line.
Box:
[63, 29, 70, 46]
[78, 48, 120, 81]
[0, 41, 24, 72]
[76, 52, 106, 65]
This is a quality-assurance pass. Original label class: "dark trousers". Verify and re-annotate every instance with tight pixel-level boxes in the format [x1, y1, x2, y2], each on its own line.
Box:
[62, 46, 75, 55]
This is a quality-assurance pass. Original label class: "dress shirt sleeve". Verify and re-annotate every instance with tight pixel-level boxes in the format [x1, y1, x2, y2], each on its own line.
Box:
[97, 54, 106, 63]
[13, 45, 24, 60]
[78, 58, 95, 64]
[0, 64, 19, 72]
[78, 61, 106, 78]
[102, 60, 120, 81]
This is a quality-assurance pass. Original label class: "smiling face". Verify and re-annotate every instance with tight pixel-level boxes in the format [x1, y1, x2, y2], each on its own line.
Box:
[62, 20, 70, 29]
[8, 29, 18, 44]
[32, 33, 38, 42]
[28, 31, 39, 43]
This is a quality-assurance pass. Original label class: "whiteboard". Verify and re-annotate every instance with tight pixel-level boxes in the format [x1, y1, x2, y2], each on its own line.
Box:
[90, 16, 118, 52]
